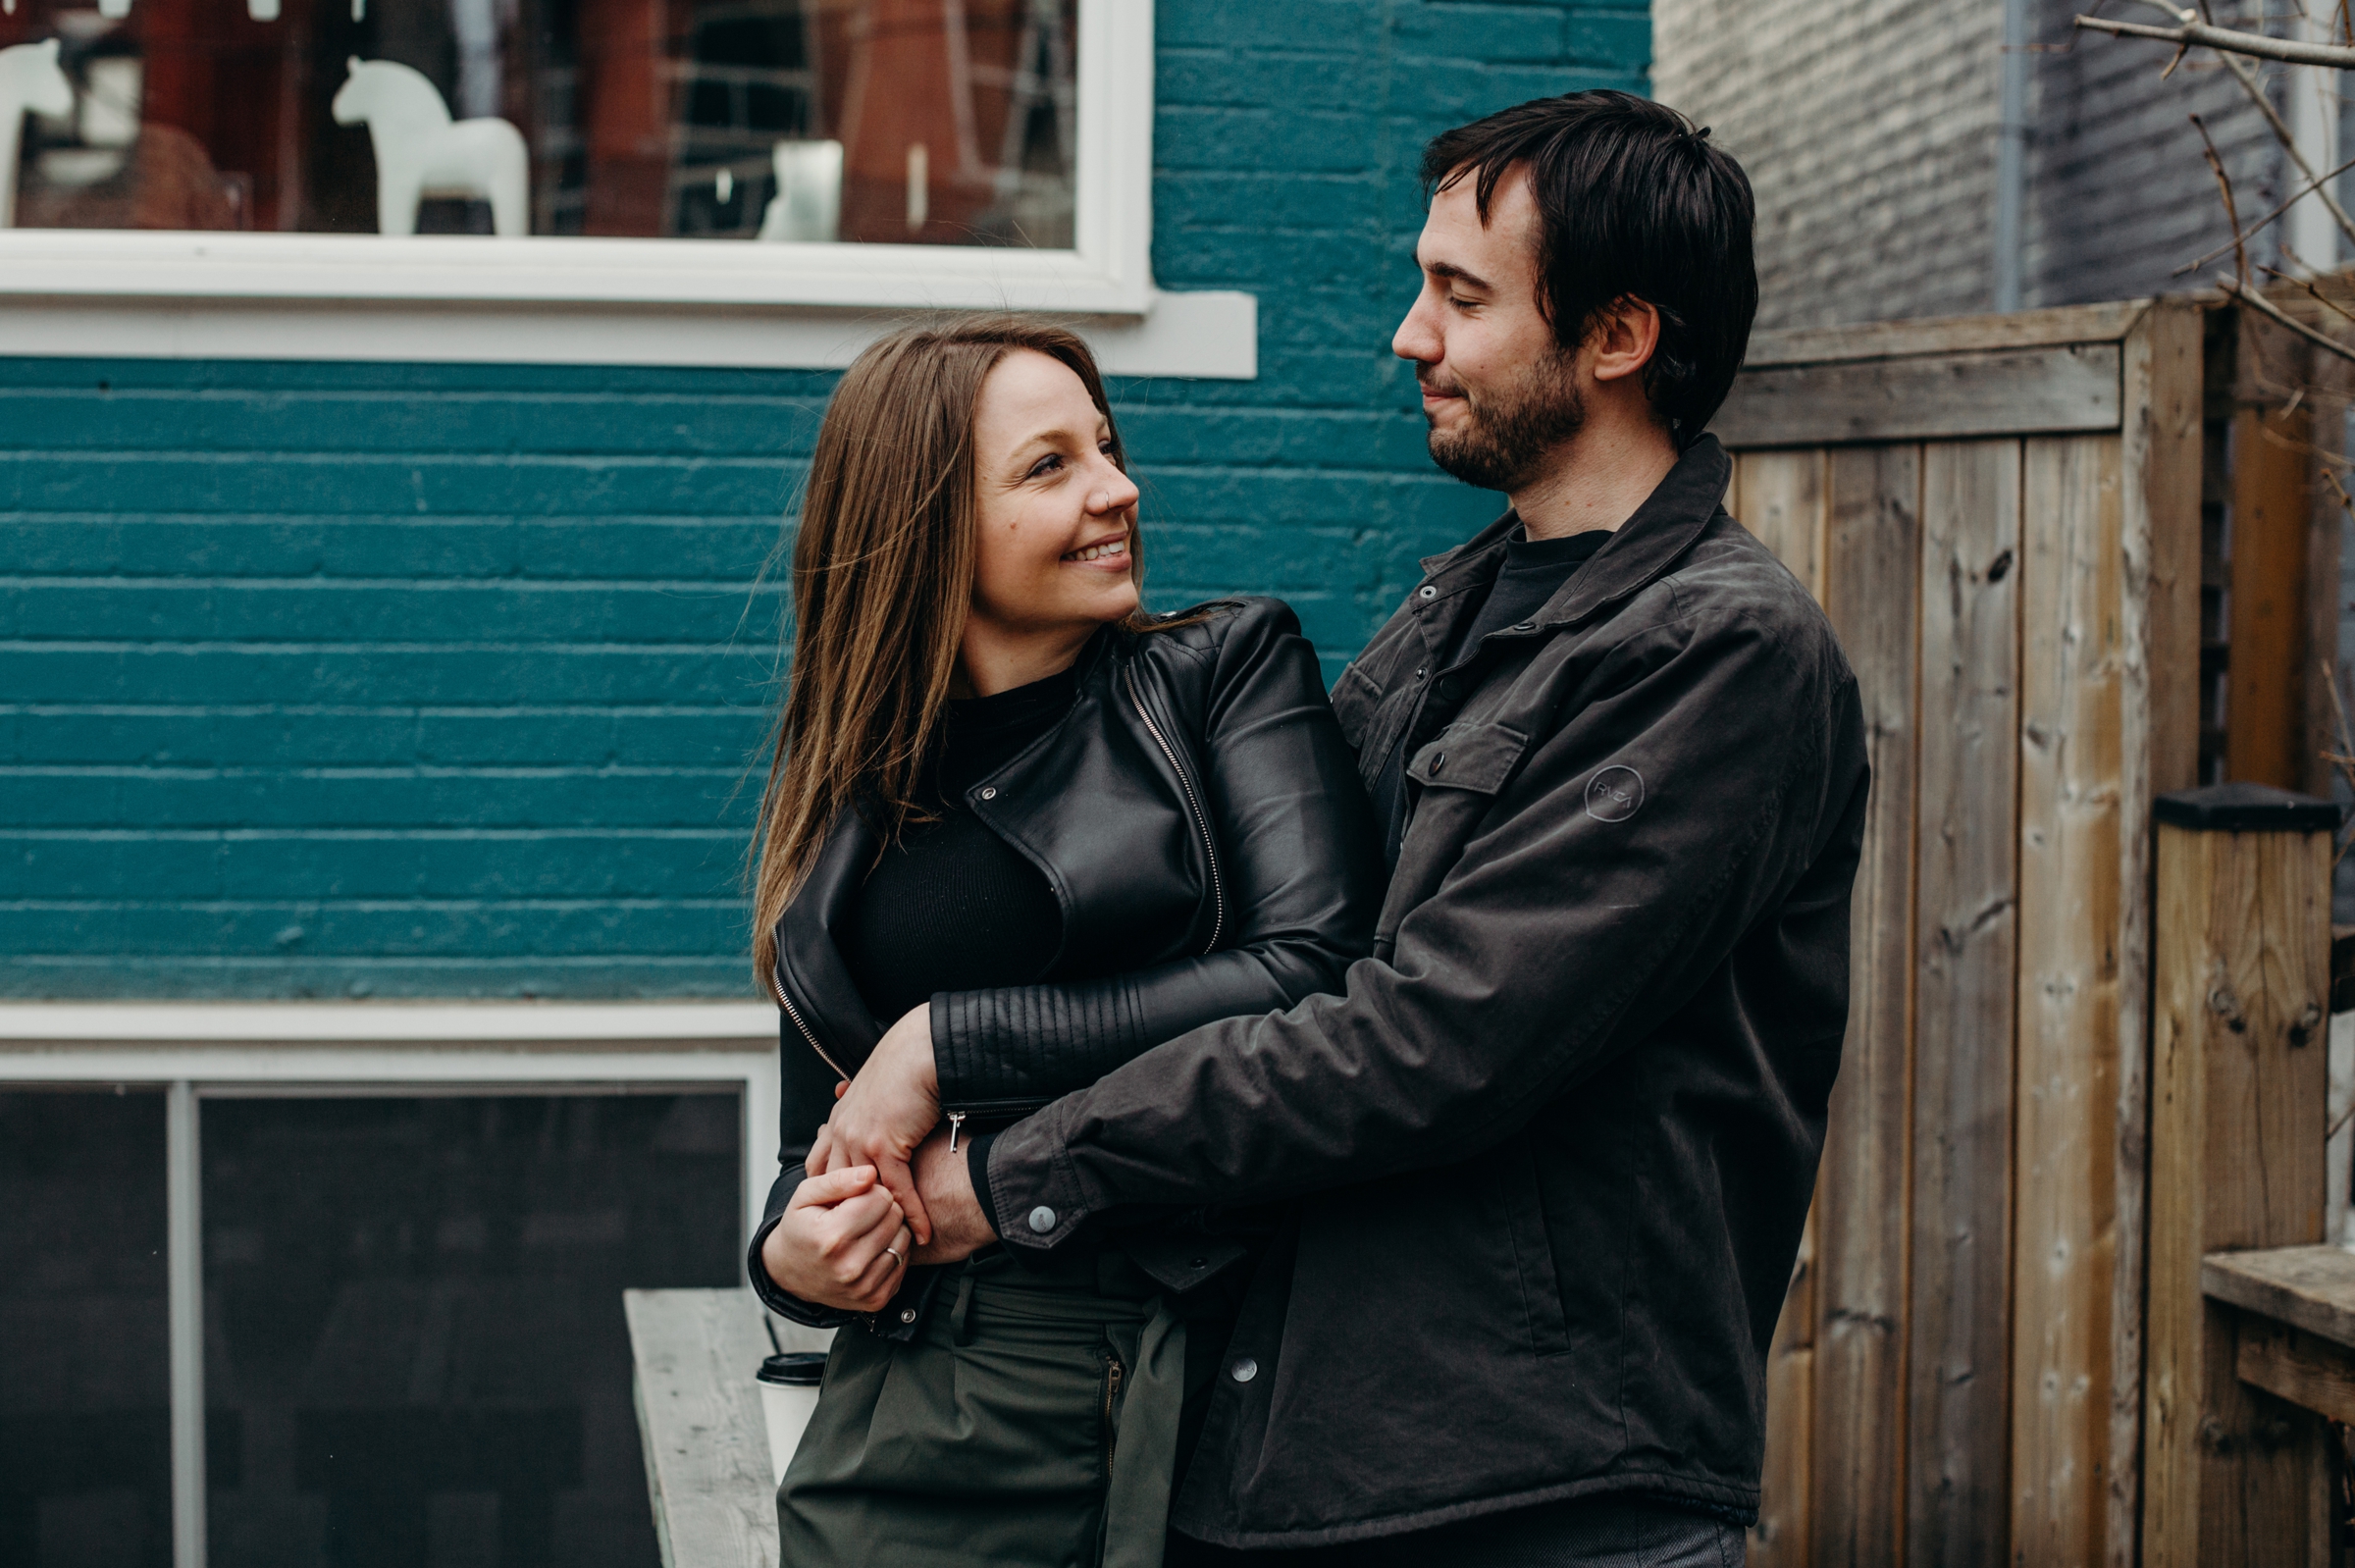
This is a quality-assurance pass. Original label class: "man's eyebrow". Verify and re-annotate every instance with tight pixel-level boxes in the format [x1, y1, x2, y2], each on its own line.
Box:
[1428, 260, 1493, 291]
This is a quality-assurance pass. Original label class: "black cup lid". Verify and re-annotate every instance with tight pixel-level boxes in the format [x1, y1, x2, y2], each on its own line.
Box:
[758, 1351, 827, 1386]
[2154, 782, 2341, 833]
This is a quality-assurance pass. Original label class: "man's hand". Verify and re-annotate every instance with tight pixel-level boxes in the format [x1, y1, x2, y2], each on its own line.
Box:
[821, 1005, 942, 1241]
[759, 1165, 913, 1314]
[907, 1129, 998, 1266]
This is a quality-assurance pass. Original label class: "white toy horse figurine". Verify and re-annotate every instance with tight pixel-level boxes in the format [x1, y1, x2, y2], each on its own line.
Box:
[331, 57, 527, 237]
[0, 40, 73, 229]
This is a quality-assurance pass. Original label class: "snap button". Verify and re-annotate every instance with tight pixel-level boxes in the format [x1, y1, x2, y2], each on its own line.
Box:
[1027, 1205, 1057, 1233]
[1414, 664, 1428, 680]
[1512, 621, 1536, 632]
[1230, 1356, 1259, 1383]
[1431, 754, 1445, 772]
[1418, 585, 1438, 600]
[1189, 1256, 1208, 1269]
[978, 787, 997, 801]
[899, 1308, 917, 1324]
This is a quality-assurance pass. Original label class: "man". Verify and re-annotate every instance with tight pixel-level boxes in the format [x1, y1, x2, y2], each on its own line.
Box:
[916, 91, 1868, 1562]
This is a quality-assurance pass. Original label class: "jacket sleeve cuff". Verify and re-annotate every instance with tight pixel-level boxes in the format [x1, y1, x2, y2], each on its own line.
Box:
[745, 1208, 857, 1329]
[983, 1105, 1096, 1257]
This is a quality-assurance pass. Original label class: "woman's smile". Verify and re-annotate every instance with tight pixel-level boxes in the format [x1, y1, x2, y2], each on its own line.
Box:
[1062, 536, 1130, 567]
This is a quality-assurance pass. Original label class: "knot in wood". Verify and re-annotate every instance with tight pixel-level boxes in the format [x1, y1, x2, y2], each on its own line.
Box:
[2289, 1000, 2325, 1048]
[2208, 984, 2247, 1033]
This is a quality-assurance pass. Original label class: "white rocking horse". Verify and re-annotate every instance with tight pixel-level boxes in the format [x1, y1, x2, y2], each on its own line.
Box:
[331, 57, 527, 236]
[0, 39, 73, 229]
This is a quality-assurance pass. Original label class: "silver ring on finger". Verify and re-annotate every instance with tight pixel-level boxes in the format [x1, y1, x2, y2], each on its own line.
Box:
[883, 1241, 907, 1268]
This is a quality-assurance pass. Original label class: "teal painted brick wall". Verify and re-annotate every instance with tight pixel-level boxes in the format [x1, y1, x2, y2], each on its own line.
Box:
[3, 0, 1647, 999]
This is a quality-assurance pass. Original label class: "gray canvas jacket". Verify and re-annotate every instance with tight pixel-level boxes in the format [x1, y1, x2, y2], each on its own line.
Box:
[978, 435, 1871, 1546]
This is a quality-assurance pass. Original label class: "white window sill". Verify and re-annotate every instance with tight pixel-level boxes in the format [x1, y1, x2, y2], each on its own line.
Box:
[0, 282, 1258, 379]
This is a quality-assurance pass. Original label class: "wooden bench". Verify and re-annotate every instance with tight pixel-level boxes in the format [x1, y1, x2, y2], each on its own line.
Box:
[624, 1288, 831, 1568]
[2204, 1245, 2355, 1425]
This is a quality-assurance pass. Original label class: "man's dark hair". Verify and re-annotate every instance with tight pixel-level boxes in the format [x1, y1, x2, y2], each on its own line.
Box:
[1421, 90, 1756, 442]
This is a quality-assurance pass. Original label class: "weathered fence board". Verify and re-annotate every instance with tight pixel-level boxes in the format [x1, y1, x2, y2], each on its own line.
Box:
[1720, 298, 2206, 1567]
[1904, 440, 2019, 1568]
[1810, 444, 1920, 1566]
[1716, 345, 2121, 448]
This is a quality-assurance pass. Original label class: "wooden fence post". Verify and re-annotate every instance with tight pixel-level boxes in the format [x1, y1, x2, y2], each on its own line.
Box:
[2143, 782, 2336, 1568]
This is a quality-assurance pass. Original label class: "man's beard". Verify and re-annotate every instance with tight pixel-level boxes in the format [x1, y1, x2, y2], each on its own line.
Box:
[1421, 349, 1586, 493]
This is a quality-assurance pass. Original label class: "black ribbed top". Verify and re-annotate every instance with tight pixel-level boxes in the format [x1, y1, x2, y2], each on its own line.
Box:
[839, 667, 1074, 1024]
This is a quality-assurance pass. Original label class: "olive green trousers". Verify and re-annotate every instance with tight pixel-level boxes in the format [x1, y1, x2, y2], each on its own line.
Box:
[777, 1248, 1214, 1568]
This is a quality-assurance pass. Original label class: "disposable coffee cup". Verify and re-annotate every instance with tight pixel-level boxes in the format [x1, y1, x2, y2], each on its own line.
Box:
[756, 1351, 827, 1484]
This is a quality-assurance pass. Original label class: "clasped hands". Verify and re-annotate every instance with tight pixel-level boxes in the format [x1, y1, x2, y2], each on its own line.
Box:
[758, 1005, 999, 1313]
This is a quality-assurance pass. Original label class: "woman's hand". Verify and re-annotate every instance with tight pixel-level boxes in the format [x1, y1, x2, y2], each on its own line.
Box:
[821, 1005, 944, 1242]
[759, 1165, 914, 1314]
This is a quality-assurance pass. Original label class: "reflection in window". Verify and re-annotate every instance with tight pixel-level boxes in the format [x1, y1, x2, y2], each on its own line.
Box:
[0, 1089, 174, 1568]
[0, 0, 1075, 243]
[200, 1092, 741, 1567]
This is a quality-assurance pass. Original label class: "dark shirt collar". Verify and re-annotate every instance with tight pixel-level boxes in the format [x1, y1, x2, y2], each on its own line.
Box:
[1415, 434, 1734, 629]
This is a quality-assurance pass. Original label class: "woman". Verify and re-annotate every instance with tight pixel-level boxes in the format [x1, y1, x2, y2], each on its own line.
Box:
[744, 318, 1383, 1568]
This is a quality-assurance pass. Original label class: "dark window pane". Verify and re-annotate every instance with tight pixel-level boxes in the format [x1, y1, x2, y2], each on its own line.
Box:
[0, 1089, 172, 1568]
[0, 0, 1076, 244]
[201, 1092, 741, 1568]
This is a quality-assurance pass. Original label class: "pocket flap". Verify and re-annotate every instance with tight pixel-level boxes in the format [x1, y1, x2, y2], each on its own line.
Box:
[1406, 721, 1531, 795]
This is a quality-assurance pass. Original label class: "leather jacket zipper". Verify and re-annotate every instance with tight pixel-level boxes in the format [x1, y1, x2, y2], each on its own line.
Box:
[769, 964, 849, 1081]
[1124, 662, 1225, 952]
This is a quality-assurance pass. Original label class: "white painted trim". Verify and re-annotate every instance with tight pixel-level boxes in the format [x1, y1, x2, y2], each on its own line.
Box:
[166, 1080, 207, 1568]
[0, 0, 1154, 315]
[0, 1001, 776, 1043]
[0, 1036, 783, 1256]
[0, 287, 1259, 379]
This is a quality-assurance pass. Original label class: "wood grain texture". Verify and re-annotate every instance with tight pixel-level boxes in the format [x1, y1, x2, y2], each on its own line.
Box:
[626, 1287, 782, 1568]
[1733, 446, 1828, 595]
[2224, 402, 2314, 789]
[1715, 346, 2122, 450]
[2234, 1316, 2355, 1426]
[1749, 1203, 1817, 1568]
[1744, 301, 2150, 369]
[2144, 823, 2332, 1568]
[1812, 443, 1921, 1566]
[2203, 1246, 2355, 1346]
[2013, 435, 2128, 1568]
[2127, 297, 2208, 810]
[2103, 301, 2202, 1568]
[1905, 440, 2020, 1568]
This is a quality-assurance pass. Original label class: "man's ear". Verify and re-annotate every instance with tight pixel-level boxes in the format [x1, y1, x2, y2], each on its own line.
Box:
[1588, 296, 1662, 386]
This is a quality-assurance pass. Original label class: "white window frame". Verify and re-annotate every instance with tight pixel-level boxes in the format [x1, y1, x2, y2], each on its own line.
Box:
[0, 0, 1258, 378]
[0, 1001, 781, 1568]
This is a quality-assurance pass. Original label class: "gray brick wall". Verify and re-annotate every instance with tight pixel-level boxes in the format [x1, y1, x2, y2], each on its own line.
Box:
[1653, 0, 2289, 329]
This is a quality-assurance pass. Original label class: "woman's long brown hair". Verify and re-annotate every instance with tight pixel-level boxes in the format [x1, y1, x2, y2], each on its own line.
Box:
[749, 318, 1163, 986]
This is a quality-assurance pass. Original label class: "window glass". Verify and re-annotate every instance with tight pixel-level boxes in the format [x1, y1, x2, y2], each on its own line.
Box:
[0, 1088, 173, 1568]
[0, 0, 1076, 243]
[200, 1091, 742, 1566]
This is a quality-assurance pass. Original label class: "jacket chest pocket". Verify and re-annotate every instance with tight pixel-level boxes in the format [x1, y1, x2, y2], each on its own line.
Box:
[1405, 720, 1531, 799]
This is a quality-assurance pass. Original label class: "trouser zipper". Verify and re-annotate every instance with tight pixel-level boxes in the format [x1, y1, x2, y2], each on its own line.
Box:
[947, 1111, 967, 1151]
[1101, 1352, 1125, 1461]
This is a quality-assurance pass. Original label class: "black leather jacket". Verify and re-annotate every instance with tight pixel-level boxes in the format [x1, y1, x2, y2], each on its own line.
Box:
[746, 596, 1385, 1335]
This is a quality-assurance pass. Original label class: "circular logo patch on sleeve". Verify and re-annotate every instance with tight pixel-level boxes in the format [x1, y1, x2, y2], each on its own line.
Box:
[1584, 765, 1645, 823]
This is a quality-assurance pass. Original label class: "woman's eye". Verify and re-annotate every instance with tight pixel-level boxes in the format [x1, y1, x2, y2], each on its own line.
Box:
[1027, 453, 1065, 479]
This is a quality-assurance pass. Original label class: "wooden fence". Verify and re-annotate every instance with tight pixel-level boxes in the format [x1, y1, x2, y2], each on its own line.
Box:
[1712, 298, 2209, 1568]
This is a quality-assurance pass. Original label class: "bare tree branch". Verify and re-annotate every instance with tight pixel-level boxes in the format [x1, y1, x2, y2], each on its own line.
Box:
[2193, 113, 2254, 286]
[2210, 38, 2355, 254]
[2219, 274, 2355, 365]
[2076, 9, 2355, 69]
[2175, 145, 2355, 275]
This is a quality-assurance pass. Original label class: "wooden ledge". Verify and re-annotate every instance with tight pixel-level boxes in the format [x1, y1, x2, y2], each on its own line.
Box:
[2203, 1246, 2355, 1348]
